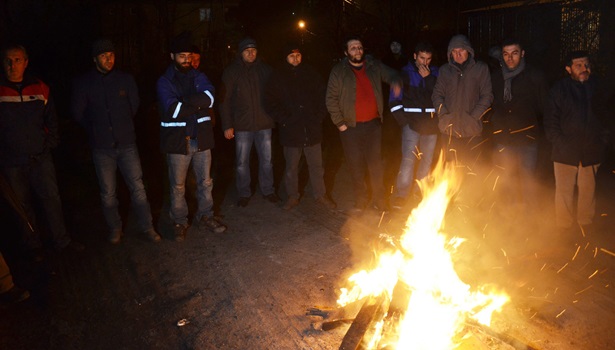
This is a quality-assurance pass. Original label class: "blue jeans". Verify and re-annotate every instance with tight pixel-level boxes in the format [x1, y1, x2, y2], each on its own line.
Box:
[92, 145, 153, 232]
[394, 125, 437, 198]
[283, 143, 326, 199]
[1, 152, 70, 250]
[235, 129, 274, 198]
[167, 140, 213, 225]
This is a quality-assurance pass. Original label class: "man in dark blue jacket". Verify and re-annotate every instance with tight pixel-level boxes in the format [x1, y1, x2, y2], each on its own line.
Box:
[389, 41, 439, 210]
[157, 34, 226, 242]
[72, 39, 161, 244]
[544, 51, 608, 232]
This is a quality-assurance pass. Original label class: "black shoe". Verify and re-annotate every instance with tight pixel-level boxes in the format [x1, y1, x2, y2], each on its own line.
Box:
[237, 197, 250, 207]
[174, 224, 188, 242]
[391, 197, 405, 210]
[26, 248, 45, 263]
[144, 228, 162, 242]
[264, 193, 280, 203]
[0, 286, 30, 305]
[283, 197, 300, 210]
[199, 216, 227, 234]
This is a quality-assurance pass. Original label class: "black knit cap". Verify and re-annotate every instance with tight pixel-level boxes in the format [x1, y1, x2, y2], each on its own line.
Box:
[282, 42, 301, 57]
[91, 39, 115, 57]
[238, 37, 257, 52]
[170, 31, 194, 54]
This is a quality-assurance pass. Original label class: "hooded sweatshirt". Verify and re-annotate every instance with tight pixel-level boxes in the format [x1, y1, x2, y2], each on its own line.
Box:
[432, 34, 493, 138]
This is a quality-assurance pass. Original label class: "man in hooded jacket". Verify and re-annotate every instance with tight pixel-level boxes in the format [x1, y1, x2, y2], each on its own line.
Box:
[432, 34, 493, 170]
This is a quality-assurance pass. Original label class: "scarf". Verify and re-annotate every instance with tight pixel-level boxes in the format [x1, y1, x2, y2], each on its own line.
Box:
[501, 57, 525, 102]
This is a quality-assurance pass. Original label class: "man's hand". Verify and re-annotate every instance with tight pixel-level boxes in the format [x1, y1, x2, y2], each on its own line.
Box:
[224, 128, 234, 139]
[338, 125, 348, 132]
[391, 83, 402, 98]
[418, 64, 431, 78]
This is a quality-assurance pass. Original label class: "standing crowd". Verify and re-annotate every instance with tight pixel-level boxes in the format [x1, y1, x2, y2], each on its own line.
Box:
[0, 32, 610, 304]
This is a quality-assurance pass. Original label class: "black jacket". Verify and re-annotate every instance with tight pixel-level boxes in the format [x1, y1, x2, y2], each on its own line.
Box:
[71, 69, 140, 149]
[0, 74, 58, 166]
[264, 63, 327, 147]
[544, 76, 608, 166]
[490, 64, 549, 146]
[220, 57, 274, 132]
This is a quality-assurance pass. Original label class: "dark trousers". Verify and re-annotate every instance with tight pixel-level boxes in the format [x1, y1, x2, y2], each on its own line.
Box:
[1, 152, 70, 250]
[339, 119, 385, 205]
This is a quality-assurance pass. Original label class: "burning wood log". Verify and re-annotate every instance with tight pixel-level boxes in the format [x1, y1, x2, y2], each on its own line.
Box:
[339, 293, 388, 350]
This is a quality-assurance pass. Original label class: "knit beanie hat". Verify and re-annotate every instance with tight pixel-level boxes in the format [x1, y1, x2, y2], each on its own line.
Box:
[91, 39, 115, 57]
[238, 37, 257, 52]
[282, 42, 301, 57]
[170, 31, 194, 54]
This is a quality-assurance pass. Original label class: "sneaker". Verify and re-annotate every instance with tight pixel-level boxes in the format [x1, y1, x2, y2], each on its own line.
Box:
[316, 196, 336, 210]
[0, 286, 30, 305]
[283, 197, 300, 210]
[264, 193, 281, 203]
[199, 216, 227, 234]
[174, 224, 188, 242]
[108, 229, 123, 244]
[144, 228, 161, 242]
[59, 241, 85, 253]
[372, 199, 389, 212]
[349, 199, 368, 213]
[26, 248, 45, 263]
[237, 197, 250, 207]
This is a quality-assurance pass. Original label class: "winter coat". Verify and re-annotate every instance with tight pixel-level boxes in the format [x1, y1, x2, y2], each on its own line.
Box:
[156, 64, 215, 154]
[0, 75, 58, 166]
[326, 55, 401, 128]
[432, 35, 493, 138]
[389, 62, 439, 135]
[490, 64, 549, 146]
[71, 69, 140, 149]
[264, 63, 327, 147]
[544, 76, 608, 166]
[220, 57, 274, 132]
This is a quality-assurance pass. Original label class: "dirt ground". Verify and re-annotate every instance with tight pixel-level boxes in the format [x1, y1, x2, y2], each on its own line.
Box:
[1, 121, 615, 349]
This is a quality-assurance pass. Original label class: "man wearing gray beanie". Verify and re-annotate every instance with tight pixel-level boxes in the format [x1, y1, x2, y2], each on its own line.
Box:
[220, 37, 279, 207]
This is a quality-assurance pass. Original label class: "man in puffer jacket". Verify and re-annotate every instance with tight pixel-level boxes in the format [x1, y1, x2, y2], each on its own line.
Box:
[432, 34, 493, 170]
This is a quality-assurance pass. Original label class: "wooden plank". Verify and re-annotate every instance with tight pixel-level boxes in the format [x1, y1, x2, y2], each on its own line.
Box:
[339, 294, 387, 350]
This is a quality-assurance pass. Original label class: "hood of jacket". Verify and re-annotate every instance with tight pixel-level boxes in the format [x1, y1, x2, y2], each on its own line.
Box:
[447, 34, 475, 64]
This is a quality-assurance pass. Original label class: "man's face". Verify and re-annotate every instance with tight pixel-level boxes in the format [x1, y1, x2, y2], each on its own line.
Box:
[414, 51, 432, 67]
[451, 48, 469, 65]
[566, 57, 591, 83]
[390, 41, 401, 55]
[241, 48, 257, 63]
[501, 44, 524, 70]
[3, 48, 28, 83]
[171, 52, 193, 73]
[94, 51, 115, 74]
[286, 52, 302, 67]
[191, 53, 201, 70]
[345, 39, 364, 65]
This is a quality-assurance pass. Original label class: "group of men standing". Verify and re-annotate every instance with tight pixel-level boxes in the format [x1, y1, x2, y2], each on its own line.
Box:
[0, 32, 609, 296]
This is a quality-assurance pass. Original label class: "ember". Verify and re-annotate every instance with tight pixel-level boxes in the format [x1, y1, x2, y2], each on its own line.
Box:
[336, 158, 510, 349]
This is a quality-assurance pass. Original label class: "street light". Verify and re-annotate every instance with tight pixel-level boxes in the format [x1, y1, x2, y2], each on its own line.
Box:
[298, 20, 306, 29]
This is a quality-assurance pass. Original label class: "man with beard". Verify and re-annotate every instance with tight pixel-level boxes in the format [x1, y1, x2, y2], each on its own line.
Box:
[264, 43, 336, 211]
[326, 36, 401, 212]
[157, 34, 227, 242]
[490, 38, 549, 217]
[72, 39, 161, 244]
[544, 51, 608, 232]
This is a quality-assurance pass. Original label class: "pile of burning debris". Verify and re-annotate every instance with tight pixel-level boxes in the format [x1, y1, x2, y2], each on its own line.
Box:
[307, 161, 537, 350]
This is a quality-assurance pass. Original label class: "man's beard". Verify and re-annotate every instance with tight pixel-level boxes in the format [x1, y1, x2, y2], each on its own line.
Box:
[349, 55, 365, 64]
[175, 62, 192, 73]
